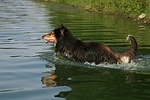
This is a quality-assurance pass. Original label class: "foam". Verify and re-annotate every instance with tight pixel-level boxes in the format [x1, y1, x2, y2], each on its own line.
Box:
[84, 61, 138, 70]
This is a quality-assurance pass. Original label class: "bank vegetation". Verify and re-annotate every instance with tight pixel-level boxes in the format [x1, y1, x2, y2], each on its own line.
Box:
[44, 0, 150, 23]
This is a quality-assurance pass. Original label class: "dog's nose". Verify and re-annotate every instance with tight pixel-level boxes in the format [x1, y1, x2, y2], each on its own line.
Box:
[42, 35, 45, 39]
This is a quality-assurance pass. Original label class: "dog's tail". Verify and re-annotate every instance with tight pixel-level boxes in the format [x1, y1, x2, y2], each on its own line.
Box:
[119, 35, 138, 63]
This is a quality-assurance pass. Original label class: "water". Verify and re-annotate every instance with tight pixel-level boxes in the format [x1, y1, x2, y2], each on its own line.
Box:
[0, 0, 150, 100]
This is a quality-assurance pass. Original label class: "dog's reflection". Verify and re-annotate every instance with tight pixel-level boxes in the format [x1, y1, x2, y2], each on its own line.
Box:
[41, 63, 139, 89]
[41, 65, 57, 87]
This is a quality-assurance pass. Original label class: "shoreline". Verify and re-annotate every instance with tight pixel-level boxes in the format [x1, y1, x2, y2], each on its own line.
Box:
[44, 0, 150, 25]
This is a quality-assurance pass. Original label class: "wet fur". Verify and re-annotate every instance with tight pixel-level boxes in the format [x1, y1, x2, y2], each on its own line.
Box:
[42, 25, 138, 64]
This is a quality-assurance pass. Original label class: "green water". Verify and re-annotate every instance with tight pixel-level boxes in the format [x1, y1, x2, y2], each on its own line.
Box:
[0, 0, 150, 100]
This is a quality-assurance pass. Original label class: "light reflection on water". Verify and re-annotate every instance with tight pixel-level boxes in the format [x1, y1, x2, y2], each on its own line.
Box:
[0, 0, 150, 100]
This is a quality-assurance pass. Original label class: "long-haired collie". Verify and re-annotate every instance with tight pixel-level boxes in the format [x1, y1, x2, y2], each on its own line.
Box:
[42, 25, 137, 64]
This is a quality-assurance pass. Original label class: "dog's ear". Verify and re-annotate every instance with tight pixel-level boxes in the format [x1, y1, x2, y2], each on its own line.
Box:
[60, 28, 65, 36]
[60, 24, 64, 28]
[60, 24, 65, 36]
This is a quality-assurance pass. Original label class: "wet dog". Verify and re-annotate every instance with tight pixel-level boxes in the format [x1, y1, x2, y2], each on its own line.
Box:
[42, 25, 137, 64]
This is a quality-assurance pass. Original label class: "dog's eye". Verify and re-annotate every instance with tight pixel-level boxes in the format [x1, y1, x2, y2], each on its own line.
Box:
[50, 32, 55, 36]
[51, 33, 54, 36]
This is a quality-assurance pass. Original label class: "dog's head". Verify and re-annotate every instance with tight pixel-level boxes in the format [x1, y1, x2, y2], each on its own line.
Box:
[42, 24, 67, 45]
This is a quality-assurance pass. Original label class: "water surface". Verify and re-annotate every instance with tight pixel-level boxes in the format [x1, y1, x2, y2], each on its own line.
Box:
[0, 0, 150, 100]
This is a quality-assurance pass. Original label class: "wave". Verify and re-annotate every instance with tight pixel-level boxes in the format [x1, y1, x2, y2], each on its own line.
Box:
[39, 51, 150, 72]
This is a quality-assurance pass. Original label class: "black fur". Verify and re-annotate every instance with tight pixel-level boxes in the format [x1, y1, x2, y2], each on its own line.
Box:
[43, 25, 138, 64]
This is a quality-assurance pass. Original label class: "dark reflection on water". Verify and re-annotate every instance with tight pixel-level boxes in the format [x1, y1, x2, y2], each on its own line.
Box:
[41, 63, 150, 100]
[1, 0, 150, 100]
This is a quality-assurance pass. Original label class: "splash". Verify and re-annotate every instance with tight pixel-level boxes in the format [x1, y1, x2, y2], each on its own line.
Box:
[39, 51, 87, 67]
[39, 52, 150, 72]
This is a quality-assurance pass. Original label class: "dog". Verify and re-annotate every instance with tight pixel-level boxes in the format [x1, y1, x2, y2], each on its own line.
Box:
[42, 24, 138, 64]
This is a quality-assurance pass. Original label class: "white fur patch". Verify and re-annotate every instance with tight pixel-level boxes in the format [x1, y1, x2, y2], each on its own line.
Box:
[120, 56, 130, 63]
